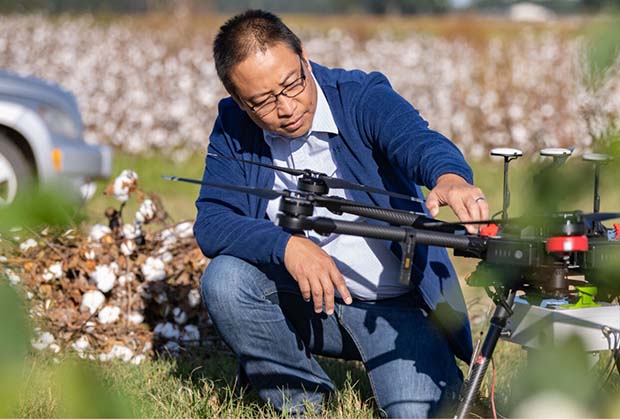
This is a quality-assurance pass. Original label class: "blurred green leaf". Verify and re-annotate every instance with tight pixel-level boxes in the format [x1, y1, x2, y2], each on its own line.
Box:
[584, 16, 620, 89]
[0, 279, 31, 417]
[56, 359, 137, 418]
[508, 335, 610, 416]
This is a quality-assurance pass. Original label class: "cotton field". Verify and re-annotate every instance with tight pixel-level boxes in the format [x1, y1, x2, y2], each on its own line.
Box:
[1, 14, 618, 160]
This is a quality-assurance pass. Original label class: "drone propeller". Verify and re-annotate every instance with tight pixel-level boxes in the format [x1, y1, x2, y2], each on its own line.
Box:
[161, 175, 285, 200]
[581, 212, 620, 223]
[163, 175, 431, 214]
[207, 153, 425, 203]
[421, 211, 620, 229]
[161, 174, 468, 233]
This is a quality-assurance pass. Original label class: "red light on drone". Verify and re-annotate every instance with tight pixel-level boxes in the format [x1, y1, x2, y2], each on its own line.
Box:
[546, 235, 589, 253]
[479, 224, 499, 237]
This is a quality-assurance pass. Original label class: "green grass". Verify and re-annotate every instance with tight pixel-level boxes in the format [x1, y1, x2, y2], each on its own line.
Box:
[15, 352, 376, 418]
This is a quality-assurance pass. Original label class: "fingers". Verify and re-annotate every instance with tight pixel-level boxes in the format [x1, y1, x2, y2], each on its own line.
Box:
[284, 236, 352, 316]
[429, 175, 490, 233]
[425, 192, 440, 217]
[311, 265, 352, 315]
[332, 270, 353, 305]
[297, 277, 312, 302]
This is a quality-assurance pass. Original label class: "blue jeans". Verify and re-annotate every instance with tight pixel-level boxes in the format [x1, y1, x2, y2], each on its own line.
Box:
[201, 255, 463, 418]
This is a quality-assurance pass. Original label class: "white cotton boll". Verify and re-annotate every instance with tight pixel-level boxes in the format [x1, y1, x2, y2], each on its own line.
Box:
[174, 221, 194, 238]
[187, 288, 201, 308]
[80, 181, 97, 201]
[98, 305, 121, 324]
[0, 256, 7, 263]
[31, 331, 55, 351]
[113, 169, 138, 202]
[42, 262, 63, 281]
[511, 125, 529, 144]
[49, 343, 61, 353]
[81, 290, 105, 314]
[109, 262, 119, 274]
[89, 224, 112, 242]
[85, 321, 96, 333]
[141, 256, 166, 282]
[122, 223, 139, 239]
[114, 170, 138, 202]
[100, 345, 134, 363]
[135, 199, 156, 224]
[161, 251, 173, 263]
[5, 269, 21, 285]
[91, 264, 117, 293]
[541, 103, 555, 118]
[181, 324, 200, 342]
[20, 238, 38, 252]
[154, 322, 180, 340]
[508, 104, 523, 120]
[159, 228, 176, 246]
[128, 311, 144, 324]
[131, 354, 145, 365]
[120, 239, 136, 256]
[118, 272, 135, 286]
[72, 335, 90, 352]
[173, 307, 187, 324]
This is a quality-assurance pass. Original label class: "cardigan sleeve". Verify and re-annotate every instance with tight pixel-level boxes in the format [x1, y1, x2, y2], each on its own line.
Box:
[193, 110, 291, 265]
[355, 73, 473, 189]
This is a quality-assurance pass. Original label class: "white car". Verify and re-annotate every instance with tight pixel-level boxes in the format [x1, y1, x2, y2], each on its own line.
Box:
[0, 69, 111, 205]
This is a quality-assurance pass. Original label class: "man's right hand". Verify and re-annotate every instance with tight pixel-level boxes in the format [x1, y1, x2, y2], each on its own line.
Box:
[284, 236, 353, 315]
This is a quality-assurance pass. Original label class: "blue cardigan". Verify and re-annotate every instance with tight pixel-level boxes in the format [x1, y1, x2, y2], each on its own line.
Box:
[194, 62, 474, 362]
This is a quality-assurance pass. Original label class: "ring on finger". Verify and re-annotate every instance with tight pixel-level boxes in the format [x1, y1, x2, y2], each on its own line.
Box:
[475, 196, 486, 203]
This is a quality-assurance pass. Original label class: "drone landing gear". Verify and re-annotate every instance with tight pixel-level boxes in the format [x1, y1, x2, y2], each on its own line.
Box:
[454, 289, 516, 419]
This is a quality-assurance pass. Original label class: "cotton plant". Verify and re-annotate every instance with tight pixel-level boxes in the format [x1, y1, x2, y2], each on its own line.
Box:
[2, 163, 214, 365]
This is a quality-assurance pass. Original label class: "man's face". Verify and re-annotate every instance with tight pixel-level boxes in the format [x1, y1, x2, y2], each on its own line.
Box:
[229, 43, 317, 138]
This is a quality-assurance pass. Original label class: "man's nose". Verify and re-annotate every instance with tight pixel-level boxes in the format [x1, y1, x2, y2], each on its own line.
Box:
[276, 95, 295, 117]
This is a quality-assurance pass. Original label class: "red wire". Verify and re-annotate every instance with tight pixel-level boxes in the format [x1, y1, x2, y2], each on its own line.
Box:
[491, 358, 497, 419]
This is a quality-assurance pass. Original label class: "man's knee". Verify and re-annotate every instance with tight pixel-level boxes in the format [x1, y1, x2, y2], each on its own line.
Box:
[200, 255, 271, 313]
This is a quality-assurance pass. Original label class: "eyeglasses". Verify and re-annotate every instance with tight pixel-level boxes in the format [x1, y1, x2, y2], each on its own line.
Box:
[246, 57, 307, 117]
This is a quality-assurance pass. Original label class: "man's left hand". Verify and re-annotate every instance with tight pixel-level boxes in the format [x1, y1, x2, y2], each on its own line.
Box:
[426, 173, 489, 234]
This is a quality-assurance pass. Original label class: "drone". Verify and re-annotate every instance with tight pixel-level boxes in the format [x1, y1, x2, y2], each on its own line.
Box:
[164, 146, 620, 419]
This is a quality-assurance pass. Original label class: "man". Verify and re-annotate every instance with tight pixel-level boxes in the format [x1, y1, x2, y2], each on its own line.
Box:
[194, 10, 489, 418]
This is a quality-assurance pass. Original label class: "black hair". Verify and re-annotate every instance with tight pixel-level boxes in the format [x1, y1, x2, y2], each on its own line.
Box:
[213, 9, 303, 94]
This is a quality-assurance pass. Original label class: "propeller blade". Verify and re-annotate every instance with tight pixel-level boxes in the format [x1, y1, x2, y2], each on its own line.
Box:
[321, 177, 425, 203]
[420, 211, 620, 229]
[161, 175, 284, 200]
[582, 212, 620, 222]
[208, 153, 306, 176]
[208, 153, 424, 203]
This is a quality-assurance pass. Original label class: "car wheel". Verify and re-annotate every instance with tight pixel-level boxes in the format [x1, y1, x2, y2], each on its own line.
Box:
[0, 133, 34, 206]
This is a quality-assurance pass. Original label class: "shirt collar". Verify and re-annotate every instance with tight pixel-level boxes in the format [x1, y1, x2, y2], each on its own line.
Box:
[264, 73, 338, 142]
